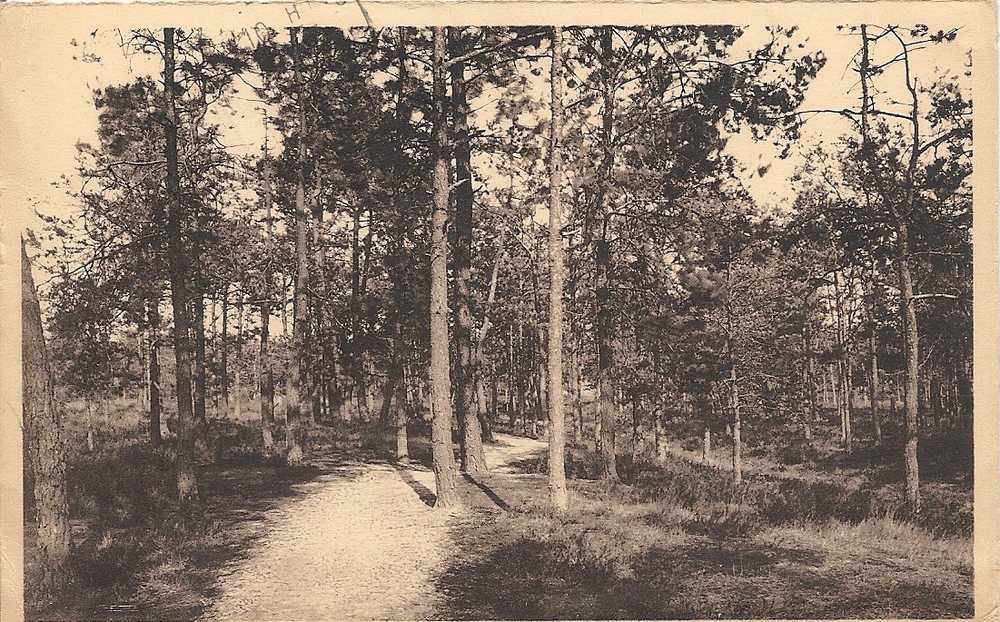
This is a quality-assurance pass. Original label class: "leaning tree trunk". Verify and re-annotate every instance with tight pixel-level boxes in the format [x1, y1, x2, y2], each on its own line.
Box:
[429, 25, 461, 508]
[163, 27, 199, 502]
[286, 25, 310, 465]
[449, 30, 488, 473]
[547, 24, 569, 511]
[21, 239, 71, 596]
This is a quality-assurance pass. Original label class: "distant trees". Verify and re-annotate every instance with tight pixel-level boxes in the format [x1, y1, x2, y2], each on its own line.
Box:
[30, 23, 970, 525]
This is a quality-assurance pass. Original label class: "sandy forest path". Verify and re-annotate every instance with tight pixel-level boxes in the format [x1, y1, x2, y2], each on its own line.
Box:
[201, 432, 547, 621]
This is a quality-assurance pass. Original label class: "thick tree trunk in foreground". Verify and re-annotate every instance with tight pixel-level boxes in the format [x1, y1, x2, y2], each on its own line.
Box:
[429, 26, 461, 508]
[147, 296, 162, 446]
[286, 26, 309, 465]
[547, 25, 569, 512]
[449, 31, 488, 473]
[22, 239, 71, 596]
[163, 28, 199, 502]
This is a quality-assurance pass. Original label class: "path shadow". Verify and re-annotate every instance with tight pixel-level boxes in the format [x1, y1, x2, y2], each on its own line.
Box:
[394, 463, 438, 507]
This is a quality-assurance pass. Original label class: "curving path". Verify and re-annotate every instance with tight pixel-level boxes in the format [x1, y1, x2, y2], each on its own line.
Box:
[201, 433, 546, 621]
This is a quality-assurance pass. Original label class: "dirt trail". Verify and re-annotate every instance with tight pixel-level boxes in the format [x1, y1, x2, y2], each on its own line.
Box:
[201, 432, 546, 621]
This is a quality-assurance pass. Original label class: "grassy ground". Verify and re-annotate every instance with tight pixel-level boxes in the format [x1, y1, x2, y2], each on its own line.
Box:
[24, 398, 381, 620]
[25, 397, 973, 619]
[429, 406, 973, 619]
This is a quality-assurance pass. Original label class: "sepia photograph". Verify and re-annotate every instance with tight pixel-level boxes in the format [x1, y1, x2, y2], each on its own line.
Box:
[1, 2, 996, 620]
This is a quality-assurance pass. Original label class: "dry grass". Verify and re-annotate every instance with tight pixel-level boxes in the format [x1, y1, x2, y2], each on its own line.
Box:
[433, 419, 973, 620]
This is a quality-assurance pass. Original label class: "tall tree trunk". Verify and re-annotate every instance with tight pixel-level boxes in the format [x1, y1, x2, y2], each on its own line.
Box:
[860, 24, 919, 508]
[395, 357, 410, 463]
[286, 26, 309, 465]
[869, 322, 882, 445]
[220, 287, 230, 418]
[472, 227, 507, 445]
[547, 24, 569, 511]
[567, 236, 583, 442]
[896, 228, 921, 508]
[595, 238, 617, 480]
[163, 28, 199, 502]
[147, 295, 162, 447]
[311, 173, 326, 423]
[234, 298, 244, 420]
[193, 293, 211, 460]
[21, 239, 71, 596]
[594, 28, 619, 482]
[801, 317, 814, 442]
[846, 358, 854, 451]
[429, 26, 461, 508]
[726, 257, 742, 484]
[449, 29, 488, 473]
[349, 207, 370, 422]
[259, 144, 276, 455]
[530, 249, 547, 440]
[208, 296, 217, 416]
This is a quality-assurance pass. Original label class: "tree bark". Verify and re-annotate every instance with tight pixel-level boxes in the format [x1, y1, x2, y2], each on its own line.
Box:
[547, 24, 568, 511]
[430, 26, 461, 508]
[594, 28, 619, 482]
[448, 28, 488, 473]
[22, 239, 71, 596]
[220, 287, 230, 418]
[234, 297, 244, 420]
[311, 172, 326, 422]
[147, 295, 162, 446]
[896, 227, 921, 508]
[259, 145, 276, 455]
[869, 318, 882, 445]
[193, 293, 211, 461]
[286, 26, 309, 465]
[163, 28, 199, 502]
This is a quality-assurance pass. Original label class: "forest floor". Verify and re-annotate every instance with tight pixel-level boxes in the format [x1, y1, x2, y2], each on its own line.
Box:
[24, 400, 973, 620]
